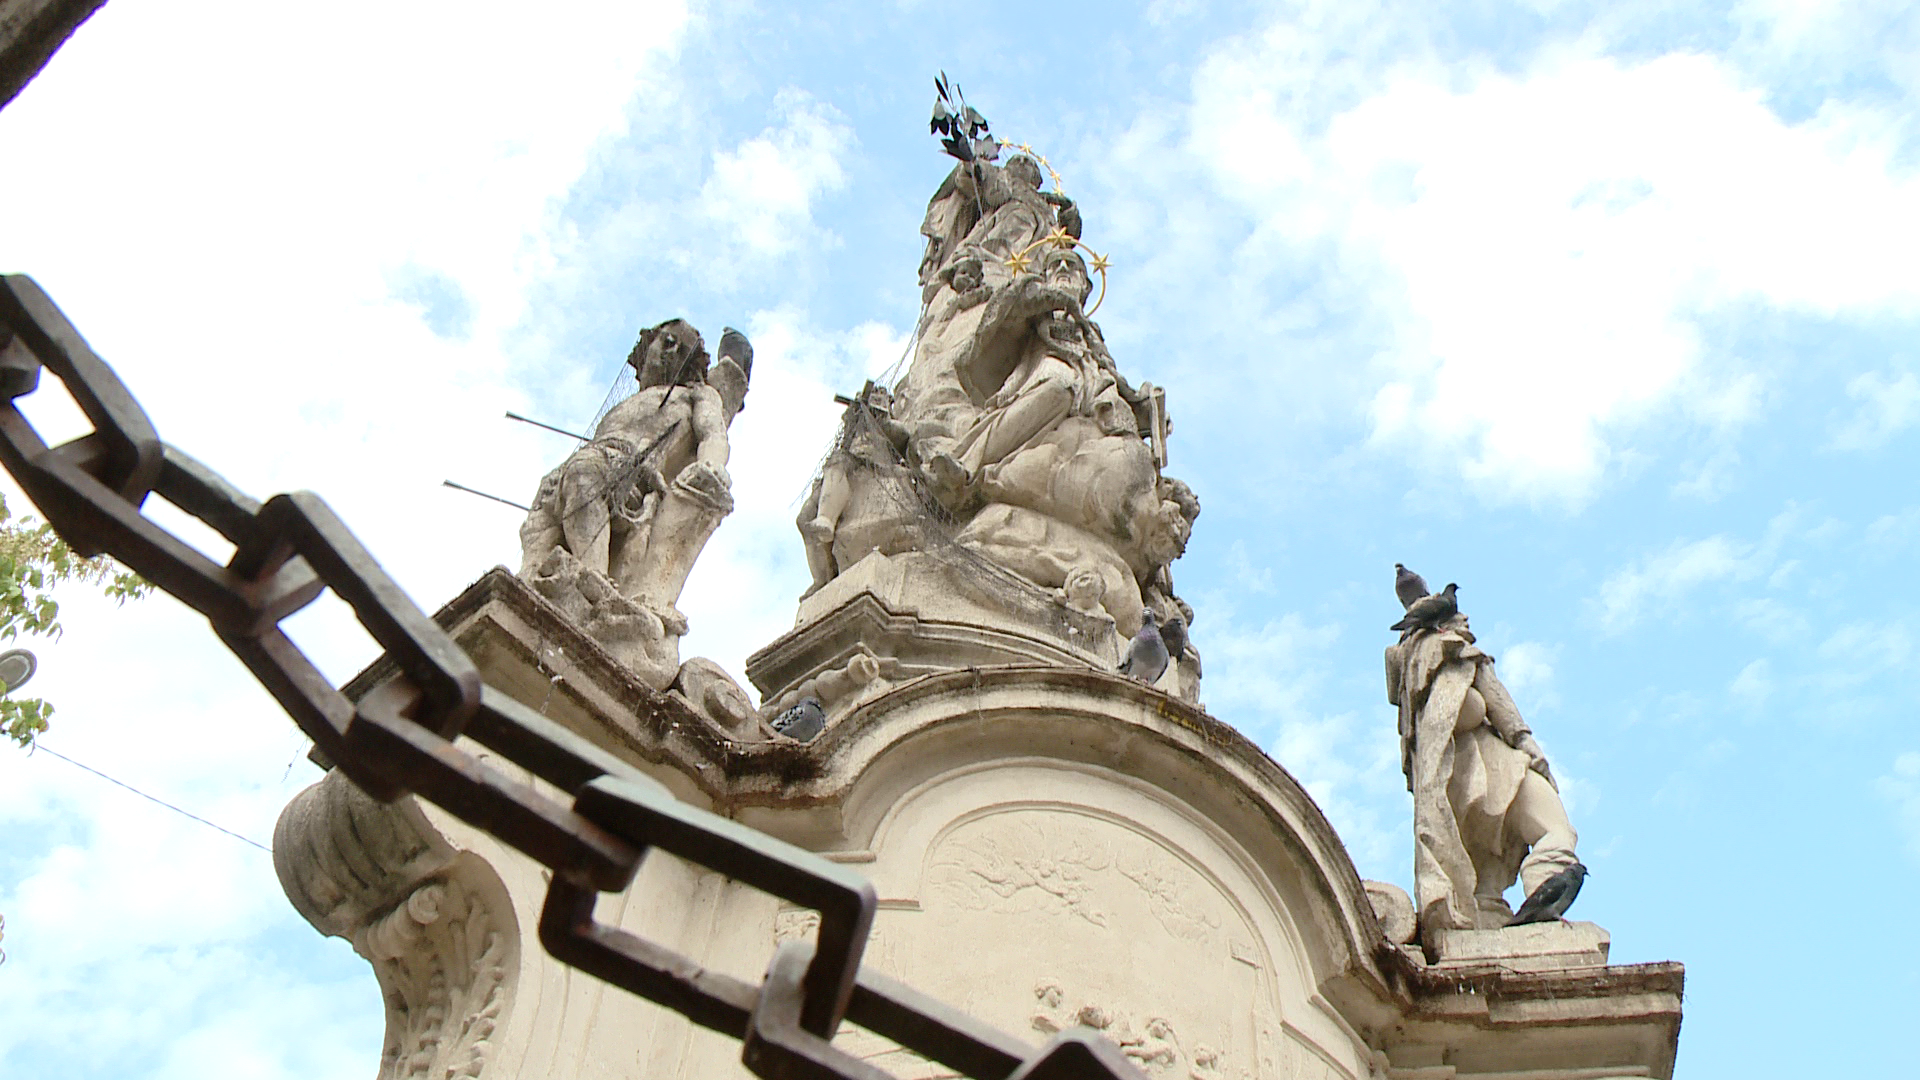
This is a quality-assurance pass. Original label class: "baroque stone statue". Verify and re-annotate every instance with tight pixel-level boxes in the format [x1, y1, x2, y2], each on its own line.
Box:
[1385, 607, 1579, 934]
[845, 155, 1199, 650]
[518, 319, 750, 690]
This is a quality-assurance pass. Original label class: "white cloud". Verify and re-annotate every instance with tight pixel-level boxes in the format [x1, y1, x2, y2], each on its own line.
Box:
[1593, 505, 1811, 630]
[1878, 751, 1920, 861]
[697, 91, 855, 268]
[0, 2, 693, 1075]
[1815, 619, 1914, 677]
[1865, 506, 1920, 552]
[1190, 607, 1407, 876]
[1729, 658, 1773, 705]
[1496, 641, 1558, 713]
[1595, 535, 1763, 630]
[1176, 38, 1920, 503]
[1831, 368, 1920, 450]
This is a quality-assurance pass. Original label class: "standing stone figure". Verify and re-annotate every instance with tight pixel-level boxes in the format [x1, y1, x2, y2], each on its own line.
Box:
[519, 318, 750, 690]
[1385, 607, 1578, 933]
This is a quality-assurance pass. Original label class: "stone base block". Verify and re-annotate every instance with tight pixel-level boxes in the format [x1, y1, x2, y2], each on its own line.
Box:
[1427, 920, 1610, 973]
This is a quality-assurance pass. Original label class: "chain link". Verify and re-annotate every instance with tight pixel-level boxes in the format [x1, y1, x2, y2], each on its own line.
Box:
[0, 274, 1144, 1080]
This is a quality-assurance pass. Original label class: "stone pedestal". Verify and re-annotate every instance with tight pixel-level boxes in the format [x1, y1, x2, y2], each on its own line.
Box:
[1427, 922, 1611, 974]
[274, 569, 1684, 1080]
[747, 548, 1121, 720]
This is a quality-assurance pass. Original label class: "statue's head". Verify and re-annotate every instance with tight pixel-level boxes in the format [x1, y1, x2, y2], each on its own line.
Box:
[1043, 248, 1092, 305]
[1441, 611, 1473, 642]
[1159, 476, 1200, 527]
[946, 252, 985, 294]
[628, 319, 709, 388]
[1063, 565, 1106, 609]
[1006, 154, 1044, 192]
[1139, 496, 1192, 568]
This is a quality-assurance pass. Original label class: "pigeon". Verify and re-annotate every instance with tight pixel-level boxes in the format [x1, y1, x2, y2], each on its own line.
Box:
[1389, 583, 1458, 632]
[718, 326, 753, 380]
[771, 697, 827, 743]
[1161, 616, 1202, 678]
[1394, 563, 1429, 611]
[1507, 862, 1588, 926]
[1118, 609, 1169, 684]
[1159, 615, 1189, 664]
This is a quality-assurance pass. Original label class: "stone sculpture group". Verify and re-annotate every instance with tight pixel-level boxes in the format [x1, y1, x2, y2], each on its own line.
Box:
[505, 136, 1591, 949]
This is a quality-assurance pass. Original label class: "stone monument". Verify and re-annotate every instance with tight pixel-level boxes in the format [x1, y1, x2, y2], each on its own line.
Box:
[756, 149, 1201, 726]
[272, 97, 1683, 1080]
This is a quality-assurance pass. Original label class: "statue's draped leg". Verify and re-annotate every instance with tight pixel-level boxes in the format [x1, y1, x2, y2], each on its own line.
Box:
[616, 475, 735, 612]
[1507, 771, 1578, 896]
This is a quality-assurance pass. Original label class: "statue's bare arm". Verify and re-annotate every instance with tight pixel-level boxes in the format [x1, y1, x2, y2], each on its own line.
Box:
[688, 384, 730, 471]
[1475, 662, 1554, 786]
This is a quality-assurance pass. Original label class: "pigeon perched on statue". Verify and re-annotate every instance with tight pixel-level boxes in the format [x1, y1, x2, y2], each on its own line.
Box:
[1159, 615, 1188, 663]
[1118, 609, 1169, 684]
[1159, 615, 1199, 676]
[771, 697, 827, 743]
[718, 326, 753, 380]
[1389, 583, 1458, 632]
[1394, 563, 1429, 611]
[1507, 863, 1588, 926]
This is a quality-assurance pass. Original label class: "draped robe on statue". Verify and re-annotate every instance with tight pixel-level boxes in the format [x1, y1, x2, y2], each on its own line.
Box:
[1386, 625, 1574, 931]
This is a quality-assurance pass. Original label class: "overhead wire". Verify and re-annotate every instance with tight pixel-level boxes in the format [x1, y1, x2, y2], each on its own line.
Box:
[28, 744, 273, 853]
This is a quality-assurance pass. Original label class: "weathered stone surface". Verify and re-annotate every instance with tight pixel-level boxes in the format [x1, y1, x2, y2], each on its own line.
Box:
[1364, 880, 1418, 946]
[269, 120, 1680, 1080]
[789, 155, 1202, 692]
[1427, 920, 1611, 973]
[274, 769, 517, 1080]
[0, 0, 108, 109]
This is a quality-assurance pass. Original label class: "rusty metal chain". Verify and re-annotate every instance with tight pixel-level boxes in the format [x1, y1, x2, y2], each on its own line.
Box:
[0, 274, 1144, 1080]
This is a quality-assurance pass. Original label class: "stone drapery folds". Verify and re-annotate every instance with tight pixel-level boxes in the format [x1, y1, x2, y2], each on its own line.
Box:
[1386, 616, 1579, 934]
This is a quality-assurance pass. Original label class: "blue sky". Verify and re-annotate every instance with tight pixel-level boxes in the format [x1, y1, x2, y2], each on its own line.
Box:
[1, 1, 1917, 1076]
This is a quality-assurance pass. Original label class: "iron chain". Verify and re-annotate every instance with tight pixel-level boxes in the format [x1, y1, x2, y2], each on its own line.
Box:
[0, 274, 1143, 1080]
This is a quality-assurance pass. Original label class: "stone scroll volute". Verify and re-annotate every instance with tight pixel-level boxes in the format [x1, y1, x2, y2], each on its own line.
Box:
[275, 771, 519, 1080]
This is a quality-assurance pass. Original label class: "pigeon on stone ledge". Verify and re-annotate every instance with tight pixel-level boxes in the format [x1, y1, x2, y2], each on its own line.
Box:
[1394, 563, 1429, 610]
[718, 326, 753, 380]
[1390, 583, 1458, 632]
[1159, 615, 1199, 677]
[1118, 609, 1169, 684]
[1507, 862, 1588, 926]
[771, 697, 826, 743]
[1159, 615, 1188, 661]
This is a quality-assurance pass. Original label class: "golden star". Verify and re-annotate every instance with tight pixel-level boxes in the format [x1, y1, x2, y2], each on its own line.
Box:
[1089, 252, 1111, 273]
[1007, 251, 1033, 274]
[1046, 226, 1075, 249]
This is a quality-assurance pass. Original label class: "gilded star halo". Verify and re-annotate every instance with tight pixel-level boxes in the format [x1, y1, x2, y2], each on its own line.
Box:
[1006, 231, 1112, 316]
[996, 139, 1112, 314]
